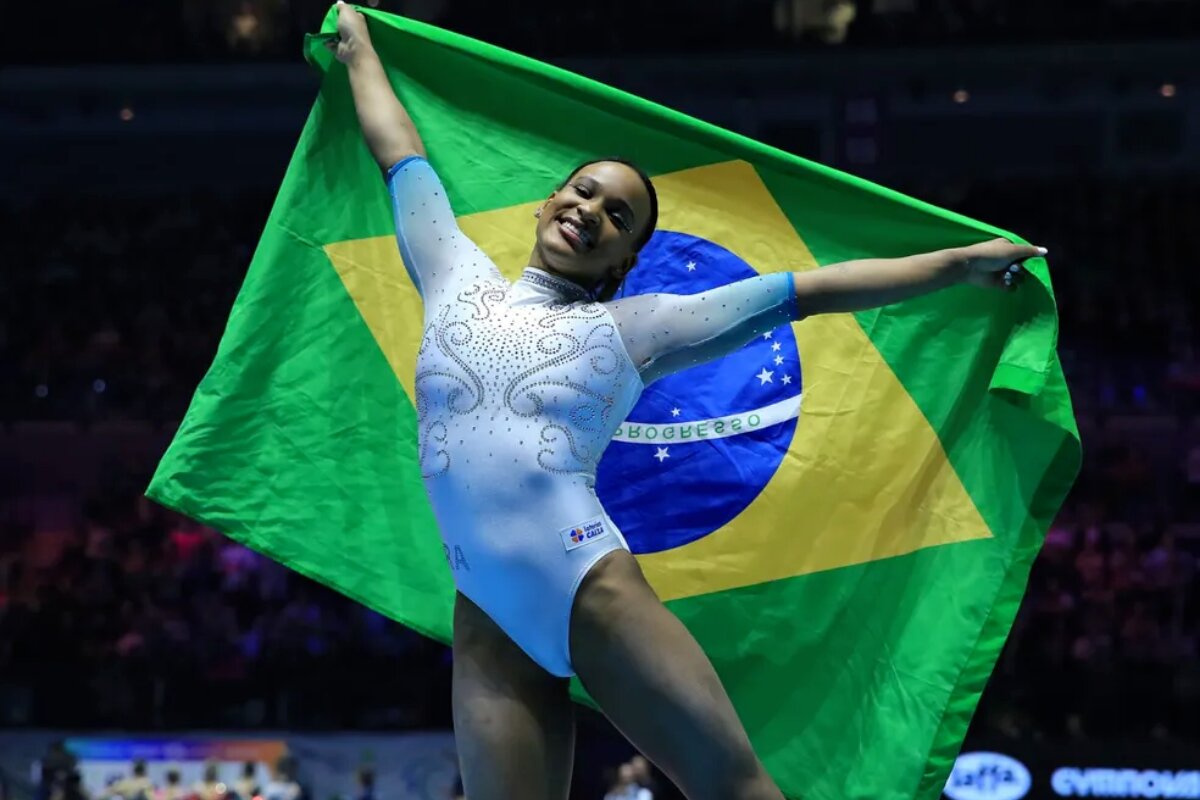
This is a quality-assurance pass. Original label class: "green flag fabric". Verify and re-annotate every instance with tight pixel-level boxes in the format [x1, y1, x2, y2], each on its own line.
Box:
[147, 8, 1079, 799]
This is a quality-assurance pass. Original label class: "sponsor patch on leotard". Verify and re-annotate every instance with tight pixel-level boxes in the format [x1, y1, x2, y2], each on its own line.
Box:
[560, 516, 609, 552]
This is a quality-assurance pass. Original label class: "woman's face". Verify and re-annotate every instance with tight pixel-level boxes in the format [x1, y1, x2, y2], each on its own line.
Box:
[533, 161, 653, 288]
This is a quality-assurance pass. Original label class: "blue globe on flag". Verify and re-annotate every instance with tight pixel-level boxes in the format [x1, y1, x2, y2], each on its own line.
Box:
[596, 231, 803, 555]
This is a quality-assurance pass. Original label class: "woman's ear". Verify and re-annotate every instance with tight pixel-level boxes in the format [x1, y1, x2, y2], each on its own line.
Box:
[535, 192, 557, 219]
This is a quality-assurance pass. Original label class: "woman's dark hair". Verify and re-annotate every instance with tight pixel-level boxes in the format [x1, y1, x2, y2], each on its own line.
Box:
[557, 157, 659, 301]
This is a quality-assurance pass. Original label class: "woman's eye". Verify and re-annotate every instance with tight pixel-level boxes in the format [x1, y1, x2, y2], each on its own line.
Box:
[575, 184, 591, 197]
[610, 212, 630, 231]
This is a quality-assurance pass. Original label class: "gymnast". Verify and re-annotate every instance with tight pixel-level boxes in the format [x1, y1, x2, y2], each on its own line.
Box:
[328, 4, 1043, 798]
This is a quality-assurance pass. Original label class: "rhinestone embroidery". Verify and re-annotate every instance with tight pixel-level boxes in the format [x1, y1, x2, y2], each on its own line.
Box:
[414, 270, 640, 481]
[520, 268, 595, 303]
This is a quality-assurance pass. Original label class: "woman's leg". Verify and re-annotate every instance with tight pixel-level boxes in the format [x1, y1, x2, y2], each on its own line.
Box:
[569, 551, 785, 800]
[453, 591, 576, 800]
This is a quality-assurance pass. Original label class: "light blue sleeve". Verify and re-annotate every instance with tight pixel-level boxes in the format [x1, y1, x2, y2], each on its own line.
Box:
[606, 272, 802, 385]
[386, 156, 502, 303]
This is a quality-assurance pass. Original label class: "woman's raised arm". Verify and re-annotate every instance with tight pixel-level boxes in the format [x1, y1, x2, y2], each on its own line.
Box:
[329, 1, 426, 170]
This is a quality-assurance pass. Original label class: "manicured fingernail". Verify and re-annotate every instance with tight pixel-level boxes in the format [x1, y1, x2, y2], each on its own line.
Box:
[1008, 264, 1021, 273]
[1037, 247, 1048, 255]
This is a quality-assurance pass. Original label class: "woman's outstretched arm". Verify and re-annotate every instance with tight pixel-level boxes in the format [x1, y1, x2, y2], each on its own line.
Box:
[608, 238, 1045, 384]
[329, 1, 426, 170]
[792, 238, 1045, 317]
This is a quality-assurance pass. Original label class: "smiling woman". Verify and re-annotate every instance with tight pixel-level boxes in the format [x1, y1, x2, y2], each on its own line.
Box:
[327, 3, 1044, 799]
[531, 158, 660, 300]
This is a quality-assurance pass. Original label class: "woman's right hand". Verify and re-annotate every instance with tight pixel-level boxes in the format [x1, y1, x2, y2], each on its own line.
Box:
[328, 1, 373, 64]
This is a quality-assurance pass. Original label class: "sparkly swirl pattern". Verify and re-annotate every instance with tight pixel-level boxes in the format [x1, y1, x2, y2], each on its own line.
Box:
[456, 283, 508, 321]
[414, 304, 487, 478]
[413, 273, 639, 481]
[504, 310, 624, 473]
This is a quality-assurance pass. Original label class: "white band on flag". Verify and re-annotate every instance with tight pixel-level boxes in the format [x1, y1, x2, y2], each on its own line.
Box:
[611, 393, 802, 444]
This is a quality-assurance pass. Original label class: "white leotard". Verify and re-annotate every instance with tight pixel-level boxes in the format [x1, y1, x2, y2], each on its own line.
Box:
[389, 156, 800, 676]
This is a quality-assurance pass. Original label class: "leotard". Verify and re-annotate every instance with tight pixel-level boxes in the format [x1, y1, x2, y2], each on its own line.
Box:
[389, 156, 801, 676]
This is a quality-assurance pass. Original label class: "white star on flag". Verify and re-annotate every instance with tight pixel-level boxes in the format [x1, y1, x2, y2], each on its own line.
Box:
[774, 355, 784, 365]
[771, 341, 782, 352]
[763, 331, 773, 339]
[654, 447, 671, 463]
[671, 407, 681, 417]
[685, 261, 697, 272]
[756, 368, 774, 385]
[782, 374, 793, 385]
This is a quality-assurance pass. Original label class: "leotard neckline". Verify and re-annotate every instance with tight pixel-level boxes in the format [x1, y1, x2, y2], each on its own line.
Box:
[517, 267, 596, 304]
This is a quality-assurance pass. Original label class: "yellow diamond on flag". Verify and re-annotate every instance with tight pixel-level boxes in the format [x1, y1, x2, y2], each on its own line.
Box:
[325, 160, 990, 603]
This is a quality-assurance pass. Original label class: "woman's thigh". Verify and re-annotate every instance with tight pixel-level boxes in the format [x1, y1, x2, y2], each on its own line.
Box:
[453, 591, 576, 800]
[568, 551, 783, 800]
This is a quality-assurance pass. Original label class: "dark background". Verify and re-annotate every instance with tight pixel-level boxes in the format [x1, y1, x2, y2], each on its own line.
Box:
[2, 1, 1199, 798]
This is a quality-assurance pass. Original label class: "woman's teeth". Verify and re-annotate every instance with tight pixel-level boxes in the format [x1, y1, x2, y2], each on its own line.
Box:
[560, 219, 590, 249]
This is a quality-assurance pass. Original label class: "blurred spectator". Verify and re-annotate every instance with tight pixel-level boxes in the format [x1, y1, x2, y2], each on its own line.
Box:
[48, 771, 90, 800]
[157, 771, 187, 800]
[233, 763, 260, 800]
[102, 761, 153, 800]
[1143, 530, 1195, 625]
[193, 761, 225, 800]
[352, 769, 374, 800]
[1074, 527, 1110, 606]
[262, 757, 301, 800]
[39, 741, 79, 800]
[628, 755, 660, 798]
[1107, 525, 1142, 595]
[604, 763, 652, 800]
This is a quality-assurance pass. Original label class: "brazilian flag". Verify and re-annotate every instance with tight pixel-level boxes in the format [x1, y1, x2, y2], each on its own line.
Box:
[147, 8, 1079, 799]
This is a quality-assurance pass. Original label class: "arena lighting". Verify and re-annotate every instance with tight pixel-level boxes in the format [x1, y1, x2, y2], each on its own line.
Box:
[34, 384, 48, 398]
[1160, 83, 1177, 98]
[119, 106, 135, 121]
[92, 379, 106, 394]
[953, 89, 970, 103]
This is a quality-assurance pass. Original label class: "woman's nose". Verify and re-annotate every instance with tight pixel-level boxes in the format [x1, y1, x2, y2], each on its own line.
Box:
[577, 199, 601, 226]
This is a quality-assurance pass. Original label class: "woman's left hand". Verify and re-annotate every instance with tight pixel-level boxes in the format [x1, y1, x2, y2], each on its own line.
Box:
[327, 1, 374, 64]
[957, 237, 1047, 291]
